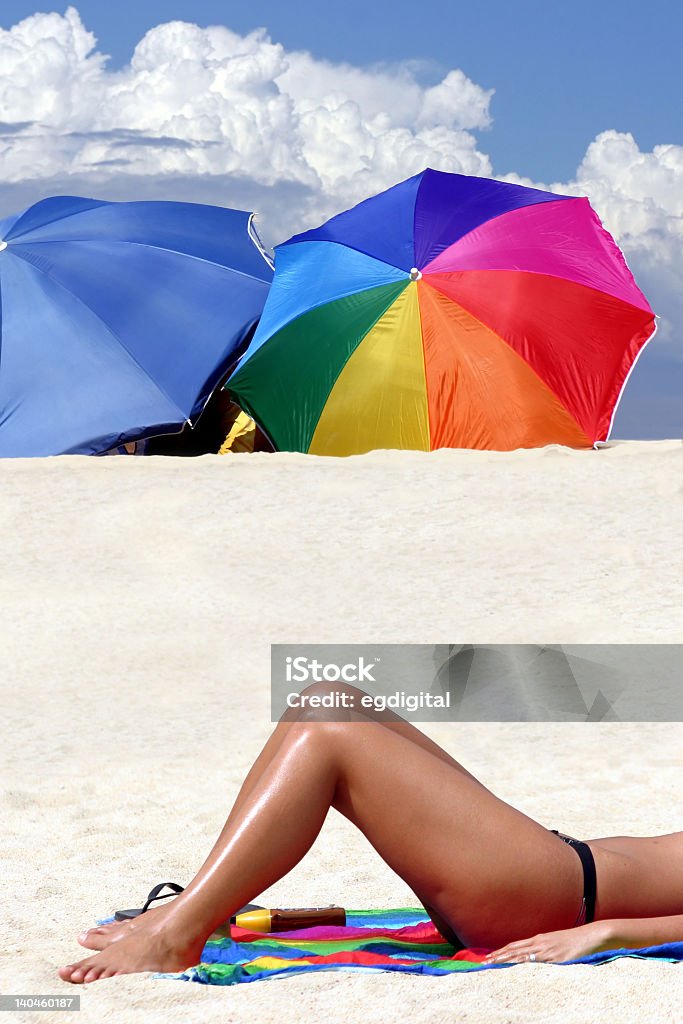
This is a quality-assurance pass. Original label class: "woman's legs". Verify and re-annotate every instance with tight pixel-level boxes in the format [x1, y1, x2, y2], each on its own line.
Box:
[60, 709, 583, 984]
[79, 684, 483, 950]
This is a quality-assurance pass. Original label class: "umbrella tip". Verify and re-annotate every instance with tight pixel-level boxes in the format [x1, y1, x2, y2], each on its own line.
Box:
[409, 267, 422, 281]
[0, 240, 7, 252]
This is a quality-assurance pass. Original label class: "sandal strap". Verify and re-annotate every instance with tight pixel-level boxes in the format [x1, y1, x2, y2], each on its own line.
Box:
[140, 882, 185, 912]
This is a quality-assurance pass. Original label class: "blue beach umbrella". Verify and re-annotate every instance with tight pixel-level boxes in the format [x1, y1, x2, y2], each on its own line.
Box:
[0, 197, 273, 456]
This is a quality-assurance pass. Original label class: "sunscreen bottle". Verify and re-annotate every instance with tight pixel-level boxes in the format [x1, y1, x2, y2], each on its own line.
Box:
[233, 905, 346, 932]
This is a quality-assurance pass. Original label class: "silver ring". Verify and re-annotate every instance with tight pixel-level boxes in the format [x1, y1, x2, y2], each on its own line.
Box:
[528, 952, 537, 962]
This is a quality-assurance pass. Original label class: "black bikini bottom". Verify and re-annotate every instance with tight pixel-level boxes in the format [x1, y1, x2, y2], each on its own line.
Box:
[426, 828, 597, 949]
[551, 830, 597, 924]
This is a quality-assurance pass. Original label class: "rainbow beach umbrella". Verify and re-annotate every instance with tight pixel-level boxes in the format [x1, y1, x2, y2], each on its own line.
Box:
[226, 170, 656, 454]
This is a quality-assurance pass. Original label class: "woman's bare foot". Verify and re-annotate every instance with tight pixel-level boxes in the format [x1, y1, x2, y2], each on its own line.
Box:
[77, 904, 170, 950]
[61, 917, 206, 985]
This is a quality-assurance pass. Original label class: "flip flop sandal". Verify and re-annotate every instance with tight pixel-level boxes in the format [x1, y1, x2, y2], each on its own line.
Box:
[114, 882, 185, 921]
[114, 882, 264, 923]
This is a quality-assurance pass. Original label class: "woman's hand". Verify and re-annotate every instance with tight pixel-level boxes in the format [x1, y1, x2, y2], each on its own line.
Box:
[483, 920, 613, 965]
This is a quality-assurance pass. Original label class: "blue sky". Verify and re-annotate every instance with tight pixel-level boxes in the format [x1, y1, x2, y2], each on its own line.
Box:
[2, 0, 680, 183]
[0, 1, 681, 437]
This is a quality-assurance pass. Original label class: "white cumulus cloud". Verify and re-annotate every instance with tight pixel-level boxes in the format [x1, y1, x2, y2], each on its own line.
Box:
[0, 7, 493, 236]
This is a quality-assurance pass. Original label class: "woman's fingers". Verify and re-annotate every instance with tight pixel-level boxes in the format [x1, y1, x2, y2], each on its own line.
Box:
[484, 936, 545, 964]
[483, 923, 605, 965]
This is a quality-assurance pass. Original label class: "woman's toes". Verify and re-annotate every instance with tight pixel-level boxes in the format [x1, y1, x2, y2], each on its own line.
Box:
[82, 966, 103, 984]
[60, 957, 97, 984]
[77, 921, 131, 950]
[63, 966, 84, 983]
[78, 927, 108, 949]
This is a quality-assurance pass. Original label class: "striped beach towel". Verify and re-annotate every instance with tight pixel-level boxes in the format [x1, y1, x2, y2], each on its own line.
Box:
[150, 908, 683, 985]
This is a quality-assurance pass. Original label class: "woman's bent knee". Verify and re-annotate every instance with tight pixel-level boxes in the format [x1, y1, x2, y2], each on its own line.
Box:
[283, 719, 353, 764]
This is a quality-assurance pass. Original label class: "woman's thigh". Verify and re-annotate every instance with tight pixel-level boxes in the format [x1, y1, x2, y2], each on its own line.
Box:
[324, 719, 584, 947]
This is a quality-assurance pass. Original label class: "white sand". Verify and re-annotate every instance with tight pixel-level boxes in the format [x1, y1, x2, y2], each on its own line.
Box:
[1, 441, 682, 1024]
